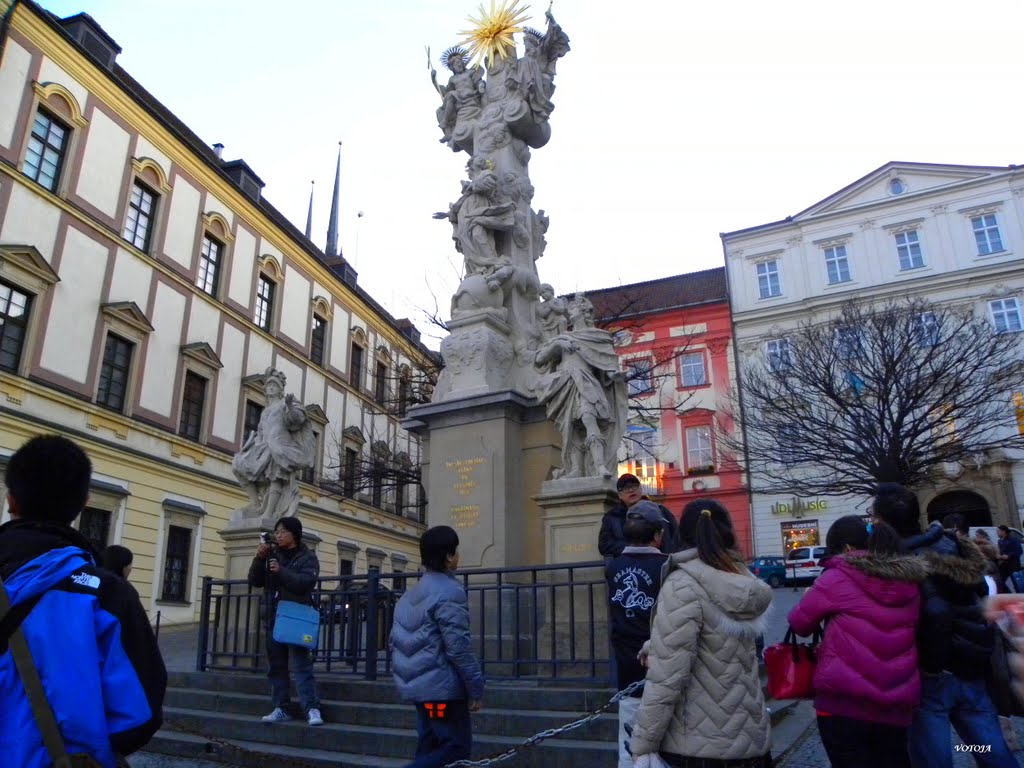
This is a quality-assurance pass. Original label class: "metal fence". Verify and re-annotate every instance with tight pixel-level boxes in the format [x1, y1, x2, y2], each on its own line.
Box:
[196, 561, 612, 682]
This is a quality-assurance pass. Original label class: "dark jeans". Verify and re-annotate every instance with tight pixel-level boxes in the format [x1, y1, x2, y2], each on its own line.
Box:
[406, 699, 472, 768]
[267, 633, 319, 712]
[817, 714, 910, 768]
[909, 672, 1019, 768]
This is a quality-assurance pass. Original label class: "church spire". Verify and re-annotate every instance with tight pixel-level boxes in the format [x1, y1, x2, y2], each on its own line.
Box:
[304, 180, 314, 239]
[325, 142, 342, 257]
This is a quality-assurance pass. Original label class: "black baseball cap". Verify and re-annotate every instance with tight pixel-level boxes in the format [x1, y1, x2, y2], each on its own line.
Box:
[616, 473, 641, 491]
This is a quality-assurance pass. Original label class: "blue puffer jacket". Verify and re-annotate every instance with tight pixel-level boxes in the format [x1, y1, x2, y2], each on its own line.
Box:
[389, 570, 485, 703]
[0, 520, 166, 768]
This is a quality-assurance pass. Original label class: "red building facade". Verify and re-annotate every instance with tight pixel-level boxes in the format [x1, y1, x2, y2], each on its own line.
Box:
[586, 267, 753, 557]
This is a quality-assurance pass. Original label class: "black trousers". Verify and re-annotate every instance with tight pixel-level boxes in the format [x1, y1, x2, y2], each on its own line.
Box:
[817, 714, 911, 768]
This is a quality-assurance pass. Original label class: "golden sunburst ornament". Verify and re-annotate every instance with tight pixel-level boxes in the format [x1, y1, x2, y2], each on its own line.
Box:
[459, 0, 531, 67]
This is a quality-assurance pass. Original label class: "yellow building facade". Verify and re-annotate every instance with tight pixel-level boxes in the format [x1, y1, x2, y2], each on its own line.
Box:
[0, 1, 430, 625]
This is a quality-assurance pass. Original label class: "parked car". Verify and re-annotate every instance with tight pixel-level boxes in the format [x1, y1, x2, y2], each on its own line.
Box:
[748, 556, 787, 587]
[785, 546, 828, 580]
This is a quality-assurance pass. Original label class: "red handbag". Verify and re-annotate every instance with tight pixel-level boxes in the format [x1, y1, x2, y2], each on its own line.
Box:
[763, 628, 820, 700]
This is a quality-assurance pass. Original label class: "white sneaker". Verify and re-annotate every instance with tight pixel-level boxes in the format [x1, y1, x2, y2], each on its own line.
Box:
[262, 707, 291, 723]
[307, 708, 324, 726]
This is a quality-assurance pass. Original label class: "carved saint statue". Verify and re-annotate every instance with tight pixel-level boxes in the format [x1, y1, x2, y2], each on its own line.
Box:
[232, 368, 316, 520]
[430, 46, 484, 155]
[534, 295, 627, 479]
[437, 169, 515, 276]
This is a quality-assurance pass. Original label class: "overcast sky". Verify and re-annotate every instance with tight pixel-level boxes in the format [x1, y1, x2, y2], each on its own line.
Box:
[38, 0, 1024, 346]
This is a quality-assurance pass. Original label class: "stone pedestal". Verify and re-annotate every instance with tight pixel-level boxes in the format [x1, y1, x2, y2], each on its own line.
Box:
[433, 311, 516, 402]
[534, 476, 618, 564]
[404, 390, 560, 568]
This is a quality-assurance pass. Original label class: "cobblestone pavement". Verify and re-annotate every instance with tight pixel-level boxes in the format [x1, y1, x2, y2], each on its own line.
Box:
[777, 715, 1024, 767]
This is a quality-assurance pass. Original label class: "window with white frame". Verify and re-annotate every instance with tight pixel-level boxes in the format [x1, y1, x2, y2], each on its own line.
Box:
[990, 298, 1022, 334]
[836, 327, 862, 360]
[0, 280, 33, 374]
[626, 425, 659, 479]
[778, 423, 800, 465]
[626, 359, 654, 396]
[972, 214, 1004, 256]
[756, 260, 781, 299]
[22, 109, 69, 192]
[196, 235, 222, 296]
[254, 275, 275, 331]
[679, 351, 706, 387]
[766, 338, 793, 372]
[895, 230, 924, 270]
[123, 181, 157, 252]
[913, 312, 940, 346]
[823, 244, 851, 284]
[685, 426, 714, 471]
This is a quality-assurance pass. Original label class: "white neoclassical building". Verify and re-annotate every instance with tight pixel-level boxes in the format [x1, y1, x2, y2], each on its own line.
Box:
[723, 161, 1024, 556]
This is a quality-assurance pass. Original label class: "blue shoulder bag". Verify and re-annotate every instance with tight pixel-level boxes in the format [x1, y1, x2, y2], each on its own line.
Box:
[272, 600, 320, 650]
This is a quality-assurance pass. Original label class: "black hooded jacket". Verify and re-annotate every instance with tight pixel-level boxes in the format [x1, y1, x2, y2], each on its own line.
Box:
[599, 500, 678, 558]
[904, 525, 993, 678]
[248, 542, 319, 606]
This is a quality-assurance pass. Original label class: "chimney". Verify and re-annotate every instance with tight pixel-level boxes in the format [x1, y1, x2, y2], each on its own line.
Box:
[212, 143, 224, 159]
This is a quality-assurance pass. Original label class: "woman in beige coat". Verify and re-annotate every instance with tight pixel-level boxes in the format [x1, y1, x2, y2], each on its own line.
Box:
[629, 499, 773, 768]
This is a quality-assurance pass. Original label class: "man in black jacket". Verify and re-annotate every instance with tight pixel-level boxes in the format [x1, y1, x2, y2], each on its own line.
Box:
[872, 483, 1017, 768]
[599, 474, 678, 557]
[249, 515, 323, 726]
[605, 500, 668, 768]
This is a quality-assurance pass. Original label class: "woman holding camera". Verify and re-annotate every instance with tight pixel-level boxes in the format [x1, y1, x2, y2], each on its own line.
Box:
[248, 515, 323, 726]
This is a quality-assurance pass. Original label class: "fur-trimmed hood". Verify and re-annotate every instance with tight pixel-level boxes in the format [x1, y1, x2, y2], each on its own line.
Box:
[921, 537, 988, 586]
[839, 552, 928, 583]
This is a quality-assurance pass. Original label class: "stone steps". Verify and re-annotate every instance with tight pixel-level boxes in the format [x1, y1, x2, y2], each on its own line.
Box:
[144, 670, 797, 768]
[163, 687, 617, 740]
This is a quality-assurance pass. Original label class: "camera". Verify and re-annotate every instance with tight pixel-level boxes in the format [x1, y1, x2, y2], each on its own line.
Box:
[260, 531, 270, 545]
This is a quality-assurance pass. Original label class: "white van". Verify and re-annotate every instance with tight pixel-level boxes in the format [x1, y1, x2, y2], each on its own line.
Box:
[785, 545, 828, 579]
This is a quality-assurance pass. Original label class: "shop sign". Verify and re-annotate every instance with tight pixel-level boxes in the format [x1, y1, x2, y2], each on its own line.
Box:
[770, 497, 827, 519]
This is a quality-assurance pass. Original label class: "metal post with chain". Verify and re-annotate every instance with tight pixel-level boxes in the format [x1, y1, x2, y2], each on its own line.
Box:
[161, 679, 645, 768]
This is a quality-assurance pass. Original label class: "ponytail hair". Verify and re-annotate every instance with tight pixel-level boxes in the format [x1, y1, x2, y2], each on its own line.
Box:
[867, 519, 902, 556]
[679, 498, 744, 574]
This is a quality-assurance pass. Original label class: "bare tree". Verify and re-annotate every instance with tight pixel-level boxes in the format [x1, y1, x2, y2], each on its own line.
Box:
[725, 297, 1024, 497]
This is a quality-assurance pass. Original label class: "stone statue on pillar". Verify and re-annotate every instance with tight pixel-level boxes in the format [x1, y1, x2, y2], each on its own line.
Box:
[534, 294, 628, 479]
[411, 4, 624, 569]
[428, 8, 572, 402]
[231, 368, 316, 522]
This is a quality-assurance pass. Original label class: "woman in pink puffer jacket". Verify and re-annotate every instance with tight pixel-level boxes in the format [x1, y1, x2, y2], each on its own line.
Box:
[788, 515, 927, 768]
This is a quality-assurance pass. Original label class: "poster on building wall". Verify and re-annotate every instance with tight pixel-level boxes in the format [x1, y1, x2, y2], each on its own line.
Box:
[780, 520, 820, 554]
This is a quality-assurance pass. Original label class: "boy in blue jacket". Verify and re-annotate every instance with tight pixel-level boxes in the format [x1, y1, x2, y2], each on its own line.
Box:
[390, 526, 485, 768]
[0, 435, 166, 768]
